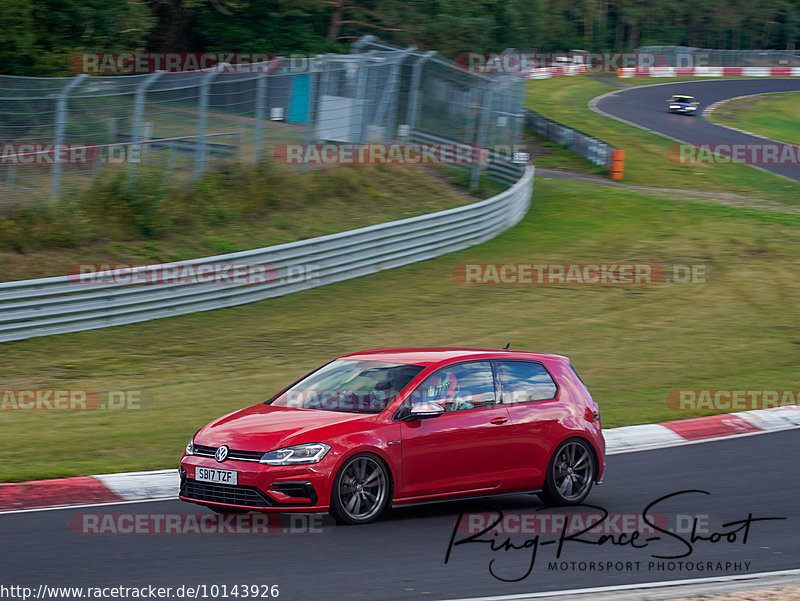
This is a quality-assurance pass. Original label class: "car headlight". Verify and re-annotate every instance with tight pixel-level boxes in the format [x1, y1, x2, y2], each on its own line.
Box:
[185, 437, 194, 456]
[687, 106, 697, 110]
[260, 443, 331, 465]
[669, 105, 681, 109]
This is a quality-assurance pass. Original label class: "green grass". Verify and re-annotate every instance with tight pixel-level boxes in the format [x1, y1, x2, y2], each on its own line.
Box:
[2, 177, 799, 482]
[2, 73, 799, 483]
[708, 92, 800, 145]
[526, 75, 800, 201]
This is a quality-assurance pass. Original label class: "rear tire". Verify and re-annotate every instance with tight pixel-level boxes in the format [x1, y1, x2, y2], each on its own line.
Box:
[330, 453, 390, 525]
[538, 438, 595, 506]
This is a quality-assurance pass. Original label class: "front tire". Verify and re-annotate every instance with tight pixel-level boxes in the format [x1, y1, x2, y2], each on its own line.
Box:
[330, 453, 390, 524]
[538, 438, 595, 506]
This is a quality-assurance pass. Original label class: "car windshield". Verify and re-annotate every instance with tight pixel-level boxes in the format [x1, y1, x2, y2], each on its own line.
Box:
[672, 96, 692, 102]
[267, 359, 426, 414]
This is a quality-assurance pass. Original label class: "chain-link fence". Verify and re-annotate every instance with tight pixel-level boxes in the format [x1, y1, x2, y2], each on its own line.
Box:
[0, 38, 526, 205]
[639, 46, 800, 67]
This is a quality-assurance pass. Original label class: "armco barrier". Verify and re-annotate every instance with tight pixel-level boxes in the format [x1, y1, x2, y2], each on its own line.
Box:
[525, 109, 620, 174]
[0, 166, 533, 343]
[619, 66, 800, 78]
[525, 65, 589, 79]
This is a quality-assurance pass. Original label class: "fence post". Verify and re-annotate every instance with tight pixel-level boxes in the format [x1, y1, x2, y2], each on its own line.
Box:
[253, 71, 268, 162]
[129, 72, 164, 186]
[405, 51, 436, 140]
[193, 70, 218, 180]
[302, 57, 322, 172]
[470, 79, 493, 191]
[353, 51, 373, 143]
[50, 74, 87, 201]
[6, 164, 15, 196]
[374, 47, 415, 140]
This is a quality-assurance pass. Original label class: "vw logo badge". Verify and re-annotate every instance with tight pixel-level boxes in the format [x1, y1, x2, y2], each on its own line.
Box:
[215, 445, 229, 462]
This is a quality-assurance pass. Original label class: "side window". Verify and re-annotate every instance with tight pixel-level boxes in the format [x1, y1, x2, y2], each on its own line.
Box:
[497, 361, 558, 404]
[411, 361, 496, 413]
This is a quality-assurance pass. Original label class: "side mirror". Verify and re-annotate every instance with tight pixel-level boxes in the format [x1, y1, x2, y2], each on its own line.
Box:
[409, 401, 445, 420]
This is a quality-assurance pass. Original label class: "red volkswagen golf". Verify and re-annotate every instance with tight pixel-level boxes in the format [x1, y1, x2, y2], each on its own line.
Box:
[179, 347, 605, 524]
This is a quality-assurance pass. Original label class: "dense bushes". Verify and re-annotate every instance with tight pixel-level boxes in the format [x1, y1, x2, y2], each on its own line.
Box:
[0, 162, 377, 252]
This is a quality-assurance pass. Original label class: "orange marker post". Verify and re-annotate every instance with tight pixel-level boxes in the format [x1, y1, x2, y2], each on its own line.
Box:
[610, 149, 625, 180]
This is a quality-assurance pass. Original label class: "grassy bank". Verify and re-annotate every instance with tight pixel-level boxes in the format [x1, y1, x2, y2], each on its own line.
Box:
[708, 91, 800, 145]
[2, 177, 798, 481]
[0, 163, 481, 282]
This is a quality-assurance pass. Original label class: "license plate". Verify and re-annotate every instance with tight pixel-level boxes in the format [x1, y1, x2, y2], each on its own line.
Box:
[195, 466, 238, 485]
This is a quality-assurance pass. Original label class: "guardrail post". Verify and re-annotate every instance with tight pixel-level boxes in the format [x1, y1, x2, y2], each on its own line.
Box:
[129, 72, 164, 186]
[193, 70, 218, 180]
[50, 74, 87, 201]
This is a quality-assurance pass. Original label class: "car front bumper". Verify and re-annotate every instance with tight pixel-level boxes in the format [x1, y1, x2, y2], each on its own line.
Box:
[179, 455, 333, 512]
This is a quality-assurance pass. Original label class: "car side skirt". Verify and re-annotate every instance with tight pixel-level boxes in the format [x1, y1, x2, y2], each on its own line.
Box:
[392, 487, 544, 508]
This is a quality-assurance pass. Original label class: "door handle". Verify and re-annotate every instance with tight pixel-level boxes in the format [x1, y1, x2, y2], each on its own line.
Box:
[490, 417, 508, 425]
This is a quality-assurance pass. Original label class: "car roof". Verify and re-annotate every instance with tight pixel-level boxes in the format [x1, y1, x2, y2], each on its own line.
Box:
[341, 347, 569, 367]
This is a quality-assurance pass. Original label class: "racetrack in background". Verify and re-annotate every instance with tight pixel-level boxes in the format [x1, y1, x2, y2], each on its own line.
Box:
[592, 79, 800, 182]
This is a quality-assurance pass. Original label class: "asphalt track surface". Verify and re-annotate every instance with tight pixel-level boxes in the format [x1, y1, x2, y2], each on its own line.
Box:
[593, 78, 800, 182]
[1, 429, 798, 601]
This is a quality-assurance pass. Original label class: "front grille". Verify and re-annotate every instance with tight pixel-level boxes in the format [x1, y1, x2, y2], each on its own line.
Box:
[180, 479, 274, 507]
[193, 444, 264, 462]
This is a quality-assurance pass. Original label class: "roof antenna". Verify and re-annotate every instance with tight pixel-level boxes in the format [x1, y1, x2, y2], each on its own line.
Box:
[502, 343, 511, 350]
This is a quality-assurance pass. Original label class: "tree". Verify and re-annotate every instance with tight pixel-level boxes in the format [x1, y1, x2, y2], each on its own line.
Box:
[0, 0, 154, 75]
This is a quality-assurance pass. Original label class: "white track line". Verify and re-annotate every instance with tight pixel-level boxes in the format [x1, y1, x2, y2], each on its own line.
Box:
[2, 422, 799, 515]
[0, 496, 178, 515]
[437, 568, 800, 601]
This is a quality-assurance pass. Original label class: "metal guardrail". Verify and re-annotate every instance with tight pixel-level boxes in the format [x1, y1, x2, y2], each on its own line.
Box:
[408, 130, 526, 185]
[525, 108, 618, 170]
[116, 132, 241, 157]
[0, 166, 533, 343]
